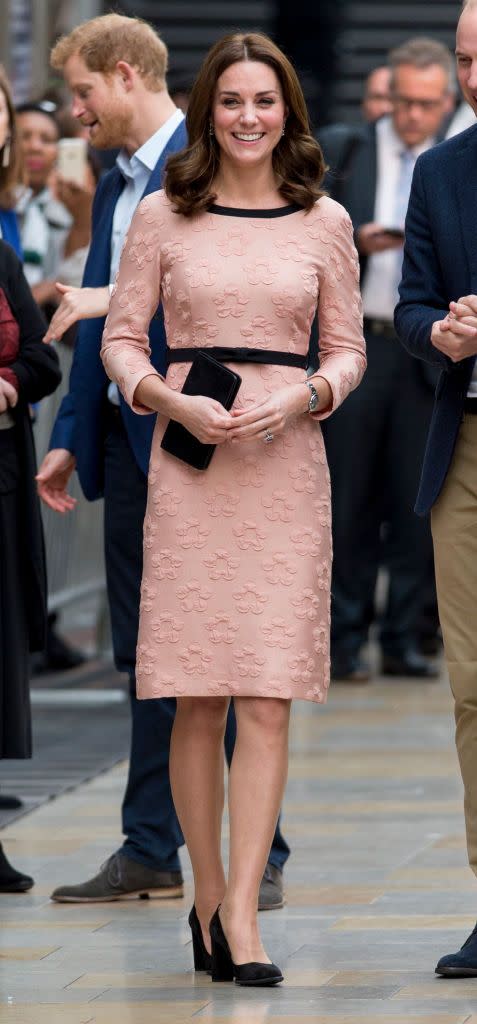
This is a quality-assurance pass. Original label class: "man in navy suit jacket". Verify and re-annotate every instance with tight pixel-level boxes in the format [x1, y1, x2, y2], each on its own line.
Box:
[36, 13, 289, 908]
[395, 0, 477, 978]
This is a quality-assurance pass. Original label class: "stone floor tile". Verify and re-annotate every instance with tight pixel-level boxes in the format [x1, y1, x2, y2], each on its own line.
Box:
[3, 668, 477, 1021]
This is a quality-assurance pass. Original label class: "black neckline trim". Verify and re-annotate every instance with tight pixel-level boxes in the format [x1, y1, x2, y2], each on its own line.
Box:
[209, 203, 302, 218]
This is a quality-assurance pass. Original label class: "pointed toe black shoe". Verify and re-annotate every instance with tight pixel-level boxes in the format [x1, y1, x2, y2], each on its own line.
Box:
[209, 908, 283, 986]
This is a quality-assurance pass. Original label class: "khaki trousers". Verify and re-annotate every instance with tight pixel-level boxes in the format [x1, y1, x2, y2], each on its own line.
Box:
[432, 411, 477, 876]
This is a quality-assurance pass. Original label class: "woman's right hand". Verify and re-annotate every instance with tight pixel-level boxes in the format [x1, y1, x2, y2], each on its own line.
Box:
[175, 394, 234, 444]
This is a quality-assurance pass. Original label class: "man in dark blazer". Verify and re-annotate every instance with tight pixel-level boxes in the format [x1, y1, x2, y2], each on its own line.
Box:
[395, 0, 477, 978]
[319, 38, 454, 682]
[36, 13, 288, 908]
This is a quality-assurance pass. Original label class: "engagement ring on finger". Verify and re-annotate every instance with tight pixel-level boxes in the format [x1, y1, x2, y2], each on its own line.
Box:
[264, 430, 274, 444]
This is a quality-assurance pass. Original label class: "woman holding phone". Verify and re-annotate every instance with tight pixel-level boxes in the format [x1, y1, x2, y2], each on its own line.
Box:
[101, 32, 366, 985]
[15, 101, 95, 312]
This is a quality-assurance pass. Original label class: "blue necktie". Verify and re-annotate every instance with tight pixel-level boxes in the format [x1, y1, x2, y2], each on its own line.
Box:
[393, 148, 416, 299]
[395, 148, 416, 227]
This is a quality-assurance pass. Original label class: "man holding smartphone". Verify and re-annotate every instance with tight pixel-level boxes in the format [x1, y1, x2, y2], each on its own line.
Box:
[319, 37, 454, 682]
[36, 12, 289, 908]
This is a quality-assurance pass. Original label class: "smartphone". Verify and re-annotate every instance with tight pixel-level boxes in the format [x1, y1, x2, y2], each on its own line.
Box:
[57, 137, 88, 186]
[380, 226, 405, 239]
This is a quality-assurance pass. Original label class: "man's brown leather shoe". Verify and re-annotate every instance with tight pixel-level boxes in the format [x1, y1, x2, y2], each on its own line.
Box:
[50, 851, 183, 902]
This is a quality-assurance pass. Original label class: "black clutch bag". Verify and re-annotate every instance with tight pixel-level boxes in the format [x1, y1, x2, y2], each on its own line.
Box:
[160, 350, 242, 470]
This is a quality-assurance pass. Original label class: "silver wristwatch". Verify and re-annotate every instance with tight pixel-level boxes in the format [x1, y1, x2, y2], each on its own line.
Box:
[305, 381, 319, 413]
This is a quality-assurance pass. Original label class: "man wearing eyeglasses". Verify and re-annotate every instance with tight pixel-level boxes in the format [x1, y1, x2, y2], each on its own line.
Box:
[320, 37, 454, 683]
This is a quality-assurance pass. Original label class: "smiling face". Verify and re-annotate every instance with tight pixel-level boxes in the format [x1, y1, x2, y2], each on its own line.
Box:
[16, 110, 59, 192]
[456, 4, 477, 115]
[211, 60, 287, 173]
[63, 53, 133, 149]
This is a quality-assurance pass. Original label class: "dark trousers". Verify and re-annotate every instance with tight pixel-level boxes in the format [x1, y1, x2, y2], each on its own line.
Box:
[322, 328, 435, 660]
[103, 409, 289, 872]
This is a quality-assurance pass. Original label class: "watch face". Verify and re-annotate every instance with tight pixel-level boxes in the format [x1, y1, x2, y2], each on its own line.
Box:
[308, 387, 318, 412]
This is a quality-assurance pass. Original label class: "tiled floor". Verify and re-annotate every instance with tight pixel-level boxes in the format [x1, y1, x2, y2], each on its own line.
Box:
[2, 665, 477, 1023]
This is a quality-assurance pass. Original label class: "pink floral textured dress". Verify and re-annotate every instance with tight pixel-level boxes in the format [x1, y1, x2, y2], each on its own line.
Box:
[101, 191, 366, 703]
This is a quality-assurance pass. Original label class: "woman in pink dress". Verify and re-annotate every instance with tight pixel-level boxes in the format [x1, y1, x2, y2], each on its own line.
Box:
[101, 32, 365, 986]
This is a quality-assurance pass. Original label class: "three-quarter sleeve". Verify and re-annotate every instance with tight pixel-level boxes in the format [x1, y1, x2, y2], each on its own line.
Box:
[101, 195, 164, 414]
[309, 201, 366, 419]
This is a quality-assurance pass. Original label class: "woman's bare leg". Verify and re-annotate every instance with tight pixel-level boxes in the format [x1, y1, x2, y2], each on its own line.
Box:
[220, 696, 291, 963]
[169, 695, 230, 951]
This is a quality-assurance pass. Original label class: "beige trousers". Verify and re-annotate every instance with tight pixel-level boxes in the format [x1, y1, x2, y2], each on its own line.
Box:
[432, 411, 477, 876]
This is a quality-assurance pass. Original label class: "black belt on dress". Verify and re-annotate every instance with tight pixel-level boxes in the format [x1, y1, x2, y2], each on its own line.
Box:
[166, 346, 308, 369]
[363, 317, 396, 340]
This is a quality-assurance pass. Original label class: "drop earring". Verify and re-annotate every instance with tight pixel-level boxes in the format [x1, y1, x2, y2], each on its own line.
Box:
[281, 122, 286, 137]
[209, 123, 215, 136]
[2, 136, 10, 167]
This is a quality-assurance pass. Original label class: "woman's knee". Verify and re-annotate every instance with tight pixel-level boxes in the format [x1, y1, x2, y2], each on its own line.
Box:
[236, 696, 291, 735]
[176, 695, 230, 730]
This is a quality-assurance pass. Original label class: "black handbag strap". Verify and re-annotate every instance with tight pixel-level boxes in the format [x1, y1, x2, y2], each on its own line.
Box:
[166, 346, 307, 369]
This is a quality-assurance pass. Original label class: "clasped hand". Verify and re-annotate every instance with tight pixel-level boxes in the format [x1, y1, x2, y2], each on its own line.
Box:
[432, 294, 477, 362]
[178, 386, 302, 445]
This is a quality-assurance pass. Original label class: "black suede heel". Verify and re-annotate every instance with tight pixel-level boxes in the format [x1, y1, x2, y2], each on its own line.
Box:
[188, 906, 212, 973]
[209, 907, 283, 986]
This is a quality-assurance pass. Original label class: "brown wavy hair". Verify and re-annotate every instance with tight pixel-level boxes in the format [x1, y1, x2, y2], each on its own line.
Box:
[0, 65, 22, 208]
[165, 32, 326, 216]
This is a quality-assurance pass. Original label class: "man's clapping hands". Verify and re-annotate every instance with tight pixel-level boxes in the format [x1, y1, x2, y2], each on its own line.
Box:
[432, 295, 477, 362]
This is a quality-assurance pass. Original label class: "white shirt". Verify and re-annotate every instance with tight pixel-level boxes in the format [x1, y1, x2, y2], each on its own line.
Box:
[361, 117, 433, 321]
[16, 186, 72, 287]
[446, 101, 476, 140]
[107, 108, 184, 404]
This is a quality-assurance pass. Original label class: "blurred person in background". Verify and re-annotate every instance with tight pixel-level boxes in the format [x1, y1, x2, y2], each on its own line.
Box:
[36, 12, 289, 910]
[320, 37, 454, 682]
[0, 62, 25, 822]
[312, 65, 393, 215]
[362, 66, 392, 123]
[42, 105, 102, 295]
[15, 101, 95, 313]
[0, 236, 61, 890]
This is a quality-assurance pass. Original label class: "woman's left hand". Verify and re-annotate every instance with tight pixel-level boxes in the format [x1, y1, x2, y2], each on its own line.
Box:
[229, 383, 308, 443]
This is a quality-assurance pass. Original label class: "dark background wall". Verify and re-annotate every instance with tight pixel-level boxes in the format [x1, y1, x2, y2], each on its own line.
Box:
[113, 1, 462, 127]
